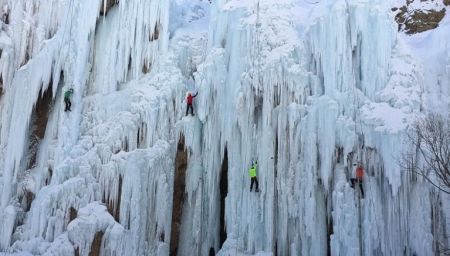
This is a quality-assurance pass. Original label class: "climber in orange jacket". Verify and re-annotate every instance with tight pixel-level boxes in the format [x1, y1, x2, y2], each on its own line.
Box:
[350, 164, 364, 198]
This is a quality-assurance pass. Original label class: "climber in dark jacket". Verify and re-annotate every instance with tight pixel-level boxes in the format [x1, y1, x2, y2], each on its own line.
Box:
[64, 88, 74, 112]
[185, 91, 198, 116]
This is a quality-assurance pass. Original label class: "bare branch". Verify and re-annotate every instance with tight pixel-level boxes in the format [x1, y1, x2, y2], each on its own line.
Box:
[401, 168, 450, 194]
[402, 113, 450, 194]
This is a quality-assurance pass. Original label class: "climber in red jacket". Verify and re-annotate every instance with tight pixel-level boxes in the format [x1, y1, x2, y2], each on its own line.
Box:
[185, 91, 198, 116]
[350, 163, 365, 198]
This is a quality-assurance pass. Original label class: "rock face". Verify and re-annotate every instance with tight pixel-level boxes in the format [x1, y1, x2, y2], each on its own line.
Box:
[394, 0, 448, 34]
[100, 0, 119, 16]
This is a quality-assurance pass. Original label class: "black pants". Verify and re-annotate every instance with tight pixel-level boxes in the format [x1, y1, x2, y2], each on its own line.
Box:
[250, 177, 259, 191]
[350, 178, 364, 198]
[64, 98, 71, 111]
[186, 104, 194, 116]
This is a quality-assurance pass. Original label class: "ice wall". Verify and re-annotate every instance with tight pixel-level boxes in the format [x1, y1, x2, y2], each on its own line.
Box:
[0, 0, 174, 254]
[0, 0, 448, 255]
[184, 0, 445, 255]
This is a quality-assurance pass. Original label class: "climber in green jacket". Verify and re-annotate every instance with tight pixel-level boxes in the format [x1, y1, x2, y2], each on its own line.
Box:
[64, 88, 74, 112]
[249, 161, 259, 192]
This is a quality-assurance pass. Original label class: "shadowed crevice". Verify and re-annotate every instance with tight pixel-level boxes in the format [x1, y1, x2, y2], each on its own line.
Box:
[170, 135, 188, 256]
[219, 147, 229, 248]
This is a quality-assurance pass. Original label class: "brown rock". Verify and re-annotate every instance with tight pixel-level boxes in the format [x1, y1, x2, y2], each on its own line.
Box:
[394, 2, 446, 34]
[99, 0, 119, 16]
[405, 8, 446, 34]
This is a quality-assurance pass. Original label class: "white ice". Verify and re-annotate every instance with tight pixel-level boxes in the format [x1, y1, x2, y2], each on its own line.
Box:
[0, 0, 449, 255]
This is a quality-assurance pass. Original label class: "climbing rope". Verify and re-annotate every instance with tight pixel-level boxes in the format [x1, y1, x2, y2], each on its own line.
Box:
[357, 187, 363, 256]
[303, 0, 319, 4]
[58, 0, 75, 64]
[250, 0, 262, 94]
[348, 70, 366, 175]
[17, 0, 76, 192]
[350, 71, 365, 256]
[256, 0, 261, 85]
[351, 79, 364, 142]
[199, 173, 204, 255]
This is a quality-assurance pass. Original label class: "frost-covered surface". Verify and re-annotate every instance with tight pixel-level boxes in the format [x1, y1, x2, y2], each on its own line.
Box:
[0, 0, 449, 255]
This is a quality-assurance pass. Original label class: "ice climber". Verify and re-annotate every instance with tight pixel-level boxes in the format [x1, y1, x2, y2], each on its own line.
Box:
[249, 161, 260, 192]
[185, 91, 198, 116]
[64, 88, 74, 112]
[350, 163, 364, 198]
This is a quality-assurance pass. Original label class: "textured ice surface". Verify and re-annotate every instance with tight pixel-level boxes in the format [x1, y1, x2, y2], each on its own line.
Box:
[0, 0, 449, 255]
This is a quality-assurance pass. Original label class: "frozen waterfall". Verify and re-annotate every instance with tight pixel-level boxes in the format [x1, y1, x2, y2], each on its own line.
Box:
[0, 0, 449, 255]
